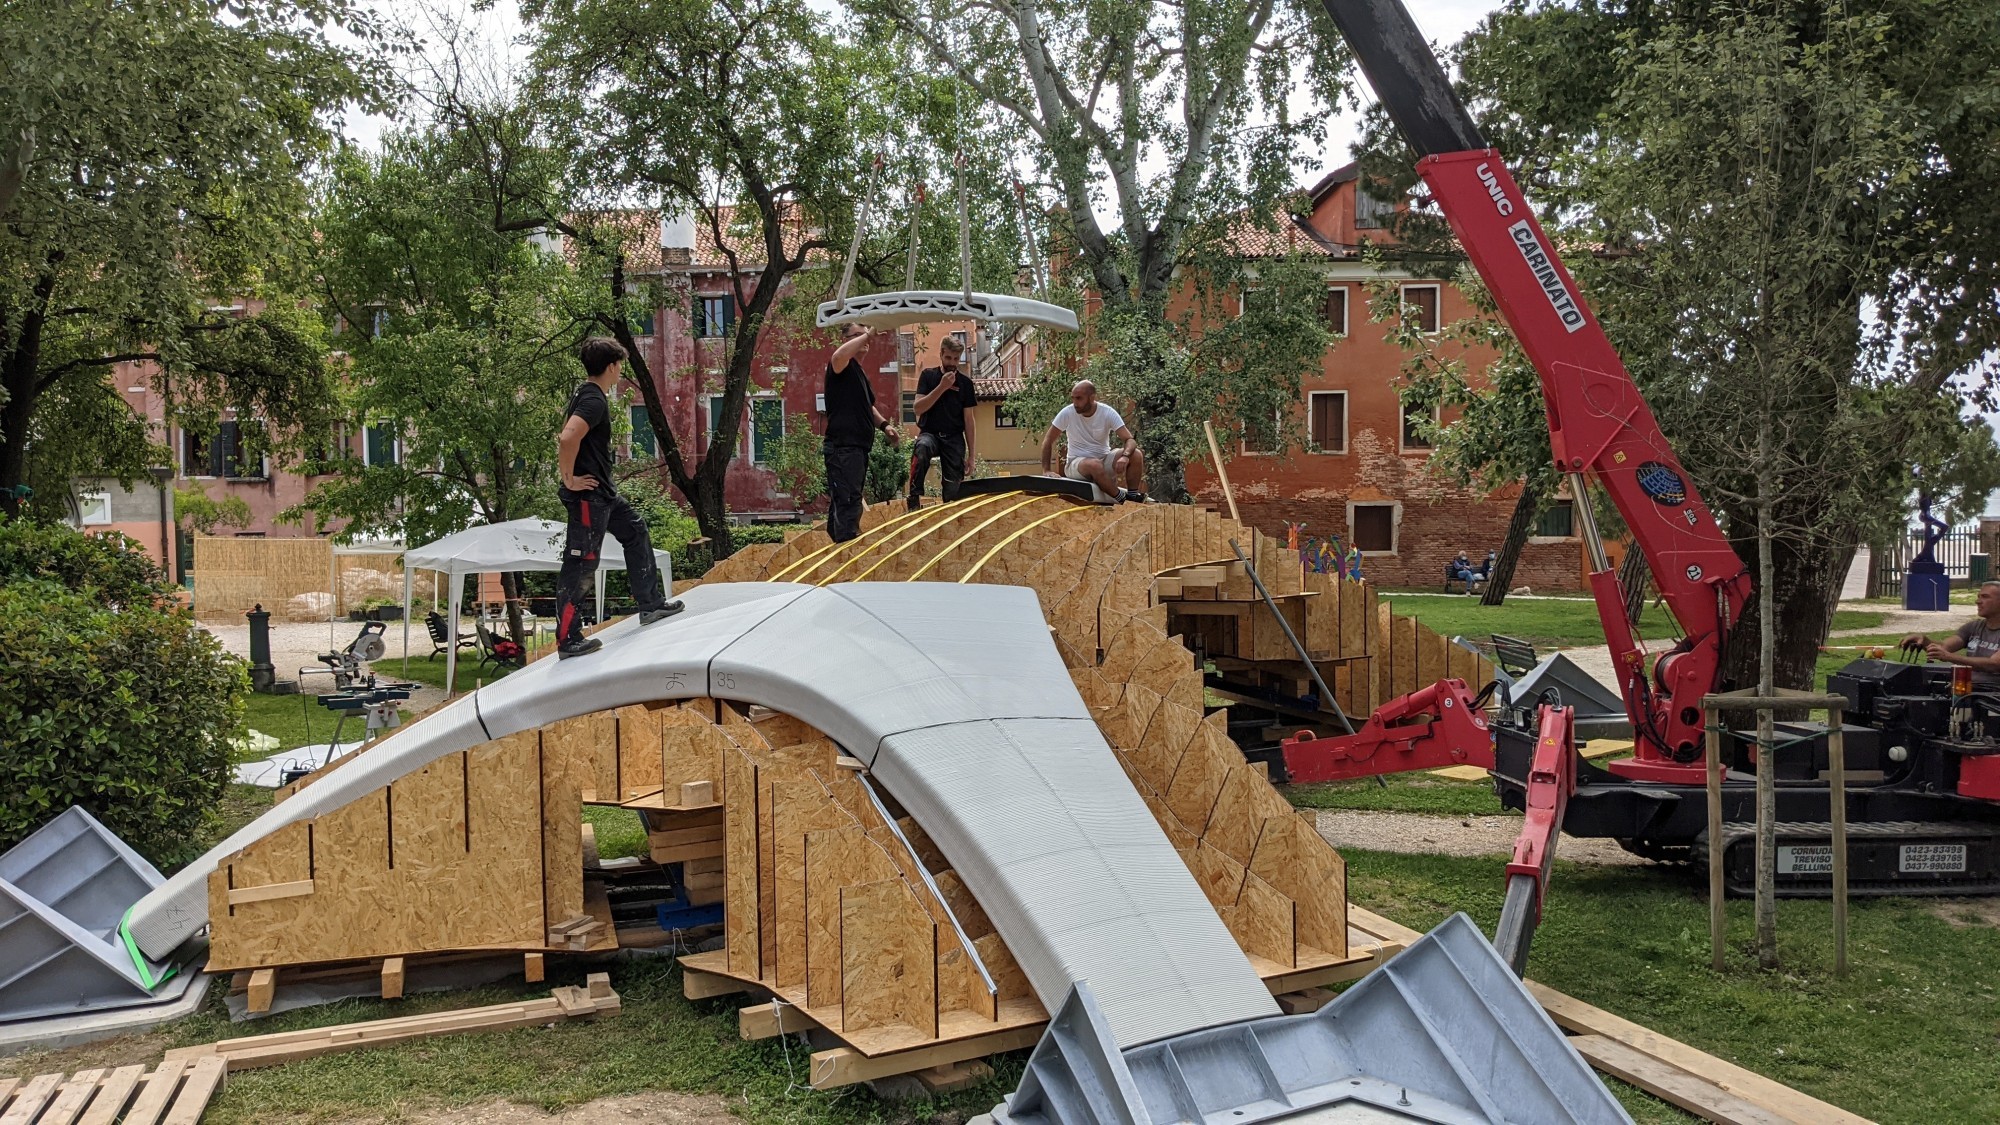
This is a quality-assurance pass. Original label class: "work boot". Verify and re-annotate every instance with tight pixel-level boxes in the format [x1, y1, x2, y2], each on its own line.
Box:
[1122, 489, 1148, 504]
[640, 600, 685, 625]
[557, 637, 603, 660]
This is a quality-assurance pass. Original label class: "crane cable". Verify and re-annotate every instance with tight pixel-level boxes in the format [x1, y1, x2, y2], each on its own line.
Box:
[833, 60, 917, 311]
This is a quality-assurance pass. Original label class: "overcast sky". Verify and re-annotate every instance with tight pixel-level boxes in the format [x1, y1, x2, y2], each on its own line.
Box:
[344, 0, 1503, 185]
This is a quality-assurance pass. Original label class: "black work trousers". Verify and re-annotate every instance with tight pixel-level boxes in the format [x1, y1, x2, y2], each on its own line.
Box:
[824, 442, 869, 543]
[556, 489, 666, 646]
[906, 431, 965, 507]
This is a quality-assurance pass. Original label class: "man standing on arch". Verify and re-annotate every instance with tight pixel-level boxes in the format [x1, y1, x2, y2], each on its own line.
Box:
[906, 334, 977, 508]
[822, 323, 898, 542]
[1041, 380, 1145, 502]
[554, 337, 683, 659]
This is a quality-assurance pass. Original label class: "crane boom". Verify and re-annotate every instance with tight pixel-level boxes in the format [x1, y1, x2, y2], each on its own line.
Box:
[1317, 0, 1752, 774]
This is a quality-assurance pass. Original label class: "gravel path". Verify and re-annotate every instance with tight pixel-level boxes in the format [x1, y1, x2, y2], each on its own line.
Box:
[1313, 809, 1650, 865]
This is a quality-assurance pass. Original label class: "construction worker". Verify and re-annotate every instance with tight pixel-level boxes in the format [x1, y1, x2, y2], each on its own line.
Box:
[1041, 380, 1145, 502]
[554, 337, 682, 659]
[906, 334, 977, 508]
[1902, 578, 2000, 690]
[822, 323, 898, 542]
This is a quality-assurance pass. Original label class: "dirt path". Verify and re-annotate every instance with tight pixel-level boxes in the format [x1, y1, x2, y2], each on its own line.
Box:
[1313, 809, 1650, 865]
[331, 1092, 740, 1125]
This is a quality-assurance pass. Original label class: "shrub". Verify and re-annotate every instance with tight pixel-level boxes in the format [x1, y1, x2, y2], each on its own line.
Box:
[0, 517, 177, 607]
[0, 525, 243, 865]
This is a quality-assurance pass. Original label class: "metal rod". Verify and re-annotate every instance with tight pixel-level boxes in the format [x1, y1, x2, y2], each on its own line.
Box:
[1706, 707, 1725, 971]
[1828, 705, 1849, 978]
[1569, 472, 1611, 573]
[1231, 538, 1355, 736]
[852, 770, 998, 999]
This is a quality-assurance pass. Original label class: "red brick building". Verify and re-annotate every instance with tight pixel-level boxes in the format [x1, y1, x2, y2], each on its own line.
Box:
[1182, 166, 1586, 590]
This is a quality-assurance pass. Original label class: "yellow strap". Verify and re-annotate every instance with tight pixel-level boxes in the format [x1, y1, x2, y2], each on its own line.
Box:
[842, 492, 1024, 583]
[771, 502, 929, 583]
[958, 503, 1096, 583]
[908, 494, 1056, 581]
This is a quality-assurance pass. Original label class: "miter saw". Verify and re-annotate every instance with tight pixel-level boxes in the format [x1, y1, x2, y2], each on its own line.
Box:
[296, 621, 410, 754]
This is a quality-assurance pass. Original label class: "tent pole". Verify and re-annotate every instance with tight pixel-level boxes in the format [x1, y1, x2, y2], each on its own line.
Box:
[446, 573, 462, 698]
[401, 565, 413, 675]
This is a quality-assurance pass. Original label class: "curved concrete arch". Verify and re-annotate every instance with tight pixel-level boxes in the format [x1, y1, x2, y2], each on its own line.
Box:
[129, 581, 1277, 1047]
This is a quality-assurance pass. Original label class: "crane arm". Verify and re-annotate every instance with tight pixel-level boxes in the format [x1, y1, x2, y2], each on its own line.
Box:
[1316, 0, 1752, 773]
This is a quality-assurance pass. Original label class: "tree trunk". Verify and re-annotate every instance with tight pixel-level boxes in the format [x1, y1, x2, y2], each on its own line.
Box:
[1721, 524, 1848, 694]
[1754, 426, 1778, 971]
[687, 471, 734, 561]
[1480, 488, 1539, 606]
[1618, 543, 1650, 626]
[0, 341, 41, 519]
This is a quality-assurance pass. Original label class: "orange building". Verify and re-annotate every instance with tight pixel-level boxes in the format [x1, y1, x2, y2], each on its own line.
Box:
[1181, 165, 1586, 590]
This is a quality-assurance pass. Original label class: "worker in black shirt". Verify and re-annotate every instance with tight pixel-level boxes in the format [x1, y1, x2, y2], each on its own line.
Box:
[554, 337, 682, 659]
[906, 334, 976, 508]
[822, 323, 898, 541]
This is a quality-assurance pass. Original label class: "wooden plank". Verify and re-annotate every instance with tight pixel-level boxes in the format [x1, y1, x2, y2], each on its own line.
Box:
[76, 1065, 145, 1125]
[115, 1063, 186, 1125]
[36, 1070, 104, 1125]
[381, 956, 405, 1000]
[524, 952, 545, 983]
[160, 1057, 226, 1125]
[224, 879, 313, 906]
[1525, 982, 1874, 1125]
[724, 747, 761, 980]
[0, 1078, 18, 1111]
[683, 964, 755, 1000]
[1570, 1035, 1795, 1125]
[839, 879, 939, 1039]
[1247, 815, 1348, 958]
[1348, 904, 1423, 946]
[808, 1024, 1044, 1089]
[246, 968, 276, 1014]
[680, 780, 715, 806]
[740, 1000, 818, 1040]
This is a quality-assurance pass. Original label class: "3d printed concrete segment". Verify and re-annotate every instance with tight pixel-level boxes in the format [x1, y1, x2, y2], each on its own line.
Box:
[127, 582, 1280, 1046]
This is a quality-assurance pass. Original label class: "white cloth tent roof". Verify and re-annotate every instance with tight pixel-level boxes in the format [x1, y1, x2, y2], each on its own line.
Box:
[400, 518, 670, 695]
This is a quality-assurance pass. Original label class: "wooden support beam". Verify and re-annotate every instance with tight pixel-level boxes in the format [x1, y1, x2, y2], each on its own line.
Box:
[683, 965, 755, 1000]
[41, 1068, 105, 1125]
[808, 1025, 1043, 1089]
[246, 968, 276, 1014]
[76, 1065, 145, 1125]
[160, 1057, 226, 1125]
[1570, 1036, 1793, 1125]
[381, 957, 405, 1000]
[1527, 982, 1872, 1125]
[11, 1070, 87, 1125]
[114, 1063, 186, 1125]
[680, 780, 715, 805]
[162, 985, 620, 1073]
[523, 952, 545, 983]
[740, 1001, 818, 1040]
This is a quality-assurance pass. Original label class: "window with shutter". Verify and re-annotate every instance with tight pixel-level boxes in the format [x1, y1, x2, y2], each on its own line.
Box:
[1400, 284, 1441, 333]
[1352, 504, 1397, 552]
[1324, 287, 1349, 336]
[630, 405, 656, 459]
[751, 397, 783, 464]
[1309, 392, 1347, 453]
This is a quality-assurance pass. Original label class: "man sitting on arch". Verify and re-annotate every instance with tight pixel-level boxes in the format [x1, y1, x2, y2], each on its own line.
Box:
[1040, 379, 1146, 503]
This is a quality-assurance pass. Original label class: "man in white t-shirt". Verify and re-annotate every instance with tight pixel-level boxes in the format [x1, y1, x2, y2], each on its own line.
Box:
[1040, 380, 1146, 502]
[1902, 579, 2000, 690]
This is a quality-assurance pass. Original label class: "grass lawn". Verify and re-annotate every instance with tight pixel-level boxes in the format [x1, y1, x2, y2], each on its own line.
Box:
[1380, 593, 1887, 651]
[1287, 772, 1503, 816]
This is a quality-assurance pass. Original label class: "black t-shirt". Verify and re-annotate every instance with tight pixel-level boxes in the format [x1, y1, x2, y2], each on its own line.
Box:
[823, 359, 877, 449]
[915, 365, 976, 436]
[563, 382, 616, 498]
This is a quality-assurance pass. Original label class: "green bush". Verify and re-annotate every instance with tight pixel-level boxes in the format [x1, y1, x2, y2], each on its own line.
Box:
[0, 523, 243, 865]
[866, 430, 906, 503]
[0, 518, 177, 607]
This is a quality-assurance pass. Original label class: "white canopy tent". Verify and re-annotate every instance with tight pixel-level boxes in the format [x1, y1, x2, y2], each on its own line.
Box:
[400, 518, 670, 696]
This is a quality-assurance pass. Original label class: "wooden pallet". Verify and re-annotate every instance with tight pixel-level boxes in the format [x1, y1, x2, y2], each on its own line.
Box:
[0, 1057, 224, 1125]
[164, 975, 619, 1074]
[680, 907, 1411, 1090]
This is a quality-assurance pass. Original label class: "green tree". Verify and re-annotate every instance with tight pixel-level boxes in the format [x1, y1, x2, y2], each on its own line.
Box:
[0, 521, 242, 863]
[1360, 0, 2000, 689]
[867, 0, 1352, 499]
[174, 484, 253, 537]
[0, 0, 382, 518]
[522, 0, 888, 558]
[288, 128, 597, 644]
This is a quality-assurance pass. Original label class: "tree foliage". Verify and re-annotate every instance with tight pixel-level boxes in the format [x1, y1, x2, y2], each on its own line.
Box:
[0, 0, 382, 518]
[0, 521, 241, 863]
[522, 0, 889, 557]
[866, 0, 1353, 498]
[289, 131, 592, 549]
[1361, 0, 2000, 686]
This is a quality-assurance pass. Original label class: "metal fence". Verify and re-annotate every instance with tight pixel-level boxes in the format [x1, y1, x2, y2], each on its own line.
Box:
[1871, 519, 1986, 598]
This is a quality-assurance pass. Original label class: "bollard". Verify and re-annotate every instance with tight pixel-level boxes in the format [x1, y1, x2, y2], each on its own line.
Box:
[246, 603, 276, 692]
